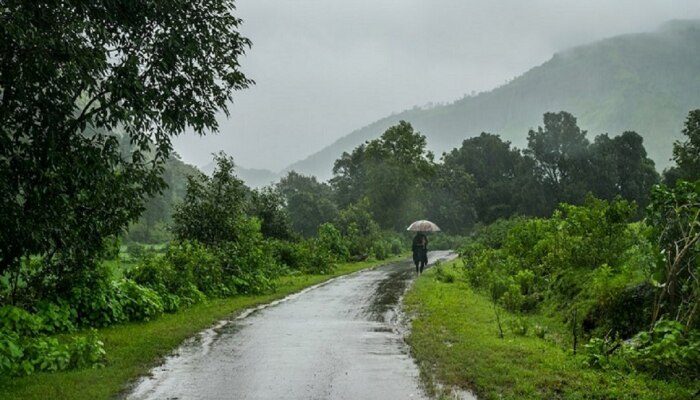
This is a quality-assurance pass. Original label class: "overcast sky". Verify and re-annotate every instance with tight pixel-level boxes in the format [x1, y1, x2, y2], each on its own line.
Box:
[172, 0, 700, 172]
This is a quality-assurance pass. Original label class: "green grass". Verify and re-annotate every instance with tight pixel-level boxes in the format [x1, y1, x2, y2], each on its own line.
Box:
[404, 261, 699, 400]
[0, 255, 406, 400]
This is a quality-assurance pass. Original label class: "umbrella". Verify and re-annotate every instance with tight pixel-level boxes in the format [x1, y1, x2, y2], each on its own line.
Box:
[407, 220, 441, 232]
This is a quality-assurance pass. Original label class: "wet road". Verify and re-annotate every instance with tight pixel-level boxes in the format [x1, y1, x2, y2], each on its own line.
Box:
[126, 251, 456, 400]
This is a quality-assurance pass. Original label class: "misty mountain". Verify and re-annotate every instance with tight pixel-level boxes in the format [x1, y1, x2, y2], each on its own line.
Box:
[284, 20, 700, 181]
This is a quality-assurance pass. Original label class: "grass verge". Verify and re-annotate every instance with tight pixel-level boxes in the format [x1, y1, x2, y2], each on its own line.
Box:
[403, 260, 699, 400]
[0, 255, 406, 400]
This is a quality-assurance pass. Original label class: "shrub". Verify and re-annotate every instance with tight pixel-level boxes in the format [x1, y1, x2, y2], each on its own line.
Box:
[70, 281, 126, 327]
[316, 223, 349, 261]
[127, 242, 214, 306]
[216, 219, 282, 294]
[116, 279, 164, 322]
[626, 320, 700, 378]
[167, 242, 219, 299]
[269, 239, 308, 271]
[303, 240, 337, 274]
[507, 317, 529, 336]
[0, 305, 43, 337]
[34, 301, 77, 334]
[0, 327, 106, 377]
[68, 330, 106, 369]
[500, 282, 525, 312]
[0, 332, 27, 376]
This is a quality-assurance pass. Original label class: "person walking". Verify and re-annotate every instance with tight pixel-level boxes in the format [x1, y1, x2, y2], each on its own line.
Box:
[412, 232, 428, 274]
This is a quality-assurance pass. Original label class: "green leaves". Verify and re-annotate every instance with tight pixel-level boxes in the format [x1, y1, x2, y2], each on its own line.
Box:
[1, 0, 252, 301]
[171, 152, 247, 246]
[331, 121, 434, 230]
[670, 109, 700, 181]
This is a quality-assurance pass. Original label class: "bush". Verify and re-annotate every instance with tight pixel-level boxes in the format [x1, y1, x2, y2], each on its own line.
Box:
[216, 218, 282, 294]
[269, 240, 308, 271]
[626, 320, 700, 378]
[166, 242, 218, 300]
[428, 234, 466, 250]
[303, 240, 337, 274]
[70, 281, 126, 327]
[127, 243, 212, 307]
[34, 301, 77, 334]
[0, 330, 105, 377]
[116, 279, 164, 322]
[316, 223, 349, 261]
[0, 305, 43, 337]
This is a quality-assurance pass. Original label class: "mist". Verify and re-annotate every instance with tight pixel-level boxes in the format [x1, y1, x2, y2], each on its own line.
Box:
[172, 0, 700, 172]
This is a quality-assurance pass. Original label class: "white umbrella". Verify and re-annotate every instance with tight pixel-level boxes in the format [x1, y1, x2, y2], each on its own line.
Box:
[407, 220, 441, 232]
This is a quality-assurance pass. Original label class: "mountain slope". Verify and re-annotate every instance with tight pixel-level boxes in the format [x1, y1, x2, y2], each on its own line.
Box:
[285, 20, 700, 180]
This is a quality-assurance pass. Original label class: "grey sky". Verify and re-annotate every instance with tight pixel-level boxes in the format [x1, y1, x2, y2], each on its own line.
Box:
[173, 0, 700, 172]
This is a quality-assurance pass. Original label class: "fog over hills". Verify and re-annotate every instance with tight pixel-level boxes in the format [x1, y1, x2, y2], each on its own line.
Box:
[282, 20, 700, 182]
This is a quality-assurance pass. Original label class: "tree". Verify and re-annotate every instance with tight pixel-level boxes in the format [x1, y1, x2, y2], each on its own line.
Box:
[0, 2, 251, 295]
[438, 133, 545, 226]
[331, 121, 435, 230]
[171, 153, 247, 246]
[666, 109, 700, 183]
[588, 132, 659, 213]
[277, 171, 337, 237]
[127, 154, 202, 243]
[247, 187, 294, 241]
[525, 112, 590, 206]
[424, 164, 478, 234]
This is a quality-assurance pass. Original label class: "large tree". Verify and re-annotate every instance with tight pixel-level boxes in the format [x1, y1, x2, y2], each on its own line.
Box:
[526, 111, 590, 207]
[438, 133, 545, 225]
[0, 1, 252, 295]
[331, 121, 435, 230]
[588, 131, 659, 212]
[277, 171, 337, 237]
[171, 153, 247, 246]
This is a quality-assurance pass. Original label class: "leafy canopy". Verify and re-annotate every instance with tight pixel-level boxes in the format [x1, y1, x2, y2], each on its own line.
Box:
[0, 1, 252, 292]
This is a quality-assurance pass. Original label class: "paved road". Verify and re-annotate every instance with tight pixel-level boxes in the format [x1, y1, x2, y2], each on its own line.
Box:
[126, 251, 457, 400]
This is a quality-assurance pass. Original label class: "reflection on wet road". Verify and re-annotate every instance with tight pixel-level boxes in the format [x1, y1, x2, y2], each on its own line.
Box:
[126, 251, 456, 400]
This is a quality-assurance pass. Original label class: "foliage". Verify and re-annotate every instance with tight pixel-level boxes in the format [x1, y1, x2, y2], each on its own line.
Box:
[125, 155, 201, 243]
[405, 260, 697, 400]
[247, 187, 294, 240]
[334, 198, 382, 259]
[269, 240, 309, 271]
[460, 197, 649, 337]
[626, 320, 700, 378]
[525, 111, 591, 206]
[588, 132, 660, 214]
[214, 218, 282, 295]
[331, 121, 435, 230]
[647, 181, 700, 329]
[0, 313, 105, 377]
[115, 280, 164, 322]
[668, 109, 700, 182]
[171, 153, 247, 246]
[0, 0, 252, 302]
[277, 171, 337, 237]
[436, 133, 545, 229]
[316, 223, 350, 261]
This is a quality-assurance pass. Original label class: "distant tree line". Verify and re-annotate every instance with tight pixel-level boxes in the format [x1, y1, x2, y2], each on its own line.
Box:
[276, 111, 660, 238]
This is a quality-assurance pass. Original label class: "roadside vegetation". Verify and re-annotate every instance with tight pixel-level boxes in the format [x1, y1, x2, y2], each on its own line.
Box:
[3, 2, 700, 399]
[405, 260, 698, 400]
[404, 111, 700, 399]
[0, 255, 405, 400]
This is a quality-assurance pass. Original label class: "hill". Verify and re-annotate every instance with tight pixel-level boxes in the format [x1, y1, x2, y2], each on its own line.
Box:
[285, 20, 700, 181]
